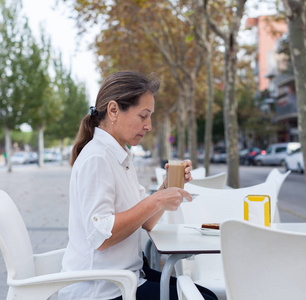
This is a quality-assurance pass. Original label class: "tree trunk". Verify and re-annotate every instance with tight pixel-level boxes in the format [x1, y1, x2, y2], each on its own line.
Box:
[38, 125, 45, 167]
[60, 138, 65, 165]
[283, 0, 306, 182]
[224, 39, 240, 188]
[177, 87, 186, 160]
[5, 126, 12, 173]
[158, 113, 171, 168]
[204, 45, 214, 176]
[185, 76, 198, 168]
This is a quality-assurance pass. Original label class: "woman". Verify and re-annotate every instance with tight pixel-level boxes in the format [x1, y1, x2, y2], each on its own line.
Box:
[59, 71, 217, 300]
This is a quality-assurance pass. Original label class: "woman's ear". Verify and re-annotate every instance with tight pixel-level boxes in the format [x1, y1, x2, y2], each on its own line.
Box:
[107, 101, 119, 122]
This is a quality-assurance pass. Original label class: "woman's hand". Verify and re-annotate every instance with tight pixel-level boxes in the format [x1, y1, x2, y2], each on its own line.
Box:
[155, 187, 192, 211]
[162, 159, 193, 189]
[183, 159, 193, 183]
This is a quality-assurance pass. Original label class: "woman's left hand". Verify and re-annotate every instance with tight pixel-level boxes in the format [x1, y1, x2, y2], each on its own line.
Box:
[164, 159, 193, 185]
[183, 159, 193, 183]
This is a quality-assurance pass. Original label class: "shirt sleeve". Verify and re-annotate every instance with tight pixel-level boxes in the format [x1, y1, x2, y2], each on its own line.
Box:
[139, 184, 146, 200]
[76, 154, 116, 250]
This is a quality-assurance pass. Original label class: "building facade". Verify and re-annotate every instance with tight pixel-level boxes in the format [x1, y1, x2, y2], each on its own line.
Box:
[246, 16, 298, 143]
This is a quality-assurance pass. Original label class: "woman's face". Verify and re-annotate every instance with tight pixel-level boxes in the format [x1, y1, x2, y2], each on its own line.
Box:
[112, 91, 155, 148]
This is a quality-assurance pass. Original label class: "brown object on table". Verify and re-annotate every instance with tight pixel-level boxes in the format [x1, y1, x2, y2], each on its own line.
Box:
[201, 223, 220, 230]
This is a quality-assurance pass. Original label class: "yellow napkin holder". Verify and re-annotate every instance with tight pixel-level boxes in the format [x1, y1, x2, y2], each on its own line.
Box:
[244, 195, 270, 227]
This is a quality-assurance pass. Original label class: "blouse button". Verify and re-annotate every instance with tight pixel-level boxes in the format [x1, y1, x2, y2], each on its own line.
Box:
[93, 217, 98, 221]
[126, 166, 129, 170]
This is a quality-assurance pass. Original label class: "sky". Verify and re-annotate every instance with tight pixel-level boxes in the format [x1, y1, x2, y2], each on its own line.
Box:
[22, 0, 100, 106]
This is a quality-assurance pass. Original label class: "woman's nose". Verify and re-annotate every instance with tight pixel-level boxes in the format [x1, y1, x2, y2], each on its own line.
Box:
[144, 119, 152, 131]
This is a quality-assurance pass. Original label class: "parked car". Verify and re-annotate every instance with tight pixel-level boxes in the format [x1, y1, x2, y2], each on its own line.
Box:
[28, 152, 38, 164]
[11, 152, 29, 164]
[285, 147, 304, 173]
[211, 146, 227, 163]
[254, 142, 301, 166]
[239, 147, 262, 165]
[11, 151, 37, 164]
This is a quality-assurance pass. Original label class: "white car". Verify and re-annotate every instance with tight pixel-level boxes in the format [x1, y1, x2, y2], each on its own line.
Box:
[285, 147, 304, 173]
[254, 142, 300, 166]
[11, 152, 29, 164]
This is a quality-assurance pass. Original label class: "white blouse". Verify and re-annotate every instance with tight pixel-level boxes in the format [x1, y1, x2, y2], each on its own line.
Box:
[59, 127, 147, 300]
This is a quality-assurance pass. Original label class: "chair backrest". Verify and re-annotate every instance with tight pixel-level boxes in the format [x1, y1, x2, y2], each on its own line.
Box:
[190, 167, 206, 179]
[221, 220, 306, 300]
[0, 190, 35, 279]
[160, 181, 277, 225]
[191, 172, 227, 189]
[265, 168, 291, 196]
[155, 167, 167, 187]
[164, 181, 278, 224]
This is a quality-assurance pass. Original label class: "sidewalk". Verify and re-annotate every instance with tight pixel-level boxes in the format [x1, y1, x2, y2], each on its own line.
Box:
[0, 158, 157, 300]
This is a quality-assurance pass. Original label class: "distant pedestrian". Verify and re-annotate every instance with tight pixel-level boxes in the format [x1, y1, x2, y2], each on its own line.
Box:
[3, 152, 7, 165]
[58, 71, 218, 300]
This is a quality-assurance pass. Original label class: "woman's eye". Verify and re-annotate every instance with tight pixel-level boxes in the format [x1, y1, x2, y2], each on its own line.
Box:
[140, 115, 147, 119]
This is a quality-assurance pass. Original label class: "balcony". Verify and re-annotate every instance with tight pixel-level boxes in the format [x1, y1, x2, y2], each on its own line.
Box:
[275, 102, 298, 121]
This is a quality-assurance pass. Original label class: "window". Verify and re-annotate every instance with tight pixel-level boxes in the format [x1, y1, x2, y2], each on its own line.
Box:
[275, 147, 286, 153]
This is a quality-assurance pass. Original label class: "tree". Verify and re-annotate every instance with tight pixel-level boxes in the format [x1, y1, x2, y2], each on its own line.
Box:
[174, 0, 219, 175]
[61, 0, 206, 168]
[282, 0, 306, 182]
[0, 0, 32, 172]
[204, 0, 247, 188]
[23, 30, 61, 167]
[46, 54, 89, 154]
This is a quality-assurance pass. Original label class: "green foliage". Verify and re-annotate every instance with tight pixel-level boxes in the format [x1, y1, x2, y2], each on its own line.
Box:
[0, 0, 31, 129]
[185, 35, 194, 42]
[0, 0, 90, 152]
[45, 54, 89, 141]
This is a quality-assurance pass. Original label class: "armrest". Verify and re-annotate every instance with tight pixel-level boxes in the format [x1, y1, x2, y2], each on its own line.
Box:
[8, 269, 137, 300]
[177, 275, 204, 300]
[33, 248, 66, 276]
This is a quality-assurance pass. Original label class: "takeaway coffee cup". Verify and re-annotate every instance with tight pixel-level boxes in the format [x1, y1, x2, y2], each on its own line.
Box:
[168, 160, 187, 189]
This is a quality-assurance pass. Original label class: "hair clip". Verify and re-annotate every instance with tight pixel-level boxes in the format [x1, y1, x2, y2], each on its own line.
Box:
[90, 106, 97, 116]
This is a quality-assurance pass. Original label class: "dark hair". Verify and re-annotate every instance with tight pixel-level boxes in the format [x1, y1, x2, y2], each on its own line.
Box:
[70, 71, 160, 166]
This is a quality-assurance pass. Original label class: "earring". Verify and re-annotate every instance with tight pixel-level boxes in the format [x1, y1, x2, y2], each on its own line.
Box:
[112, 122, 114, 125]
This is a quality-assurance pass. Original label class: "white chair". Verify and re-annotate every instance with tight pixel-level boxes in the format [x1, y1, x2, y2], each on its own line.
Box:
[191, 172, 227, 189]
[175, 180, 278, 224]
[170, 181, 278, 300]
[265, 168, 291, 196]
[0, 189, 137, 300]
[221, 220, 306, 300]
[155, 167, 167, 187]
[190, 166, 206, 179]
[177, 275, 204, 300]
[265, 168, 290, 222]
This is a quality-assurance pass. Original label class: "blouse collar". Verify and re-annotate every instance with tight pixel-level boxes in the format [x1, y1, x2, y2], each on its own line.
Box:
[93, 127, 132, 164]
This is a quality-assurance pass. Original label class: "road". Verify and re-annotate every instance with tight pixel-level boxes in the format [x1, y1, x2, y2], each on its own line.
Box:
[0, 160, 306, 299]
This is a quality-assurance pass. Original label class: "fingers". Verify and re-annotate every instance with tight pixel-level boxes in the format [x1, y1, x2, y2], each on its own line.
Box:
[184, 159, 192, 168]
[184, 160, 193, 183]
[178, 189, 192, 202]
[158, 187, 192, 211]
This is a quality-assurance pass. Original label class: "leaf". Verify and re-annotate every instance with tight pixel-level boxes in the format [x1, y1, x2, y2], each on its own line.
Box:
[185, 35, 194, 42]
[185, 10, 195, 16]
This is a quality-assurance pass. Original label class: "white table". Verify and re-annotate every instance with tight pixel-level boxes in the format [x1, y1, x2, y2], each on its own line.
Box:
[147, 224, 220, 300]
[147, 223, 306, 300]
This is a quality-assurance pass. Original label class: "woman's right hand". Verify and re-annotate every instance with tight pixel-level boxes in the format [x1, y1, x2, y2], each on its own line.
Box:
[154, 187, 192, 211]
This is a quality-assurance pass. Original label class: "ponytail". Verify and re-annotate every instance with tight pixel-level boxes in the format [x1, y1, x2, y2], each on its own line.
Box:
[70, 114, 101, 166]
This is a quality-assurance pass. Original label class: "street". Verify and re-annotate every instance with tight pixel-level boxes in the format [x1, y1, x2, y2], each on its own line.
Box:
[0, 160, 306, 299]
